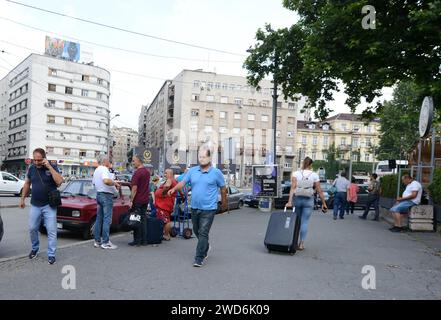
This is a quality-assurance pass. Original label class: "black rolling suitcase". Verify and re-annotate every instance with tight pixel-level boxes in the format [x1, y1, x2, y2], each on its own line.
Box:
[264, 207, 301, 255]
[145, 216, 164, 244]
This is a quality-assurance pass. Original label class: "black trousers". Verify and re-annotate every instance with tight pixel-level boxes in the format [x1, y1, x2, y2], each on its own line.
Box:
[362, 195, 380, 219]
[132, 203, 148, 244]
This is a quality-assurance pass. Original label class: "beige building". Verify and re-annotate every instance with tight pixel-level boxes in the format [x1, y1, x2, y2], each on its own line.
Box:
[140, 69, 308, 181]
[296, 113, 380, 168]
[111, 126, 138, 170]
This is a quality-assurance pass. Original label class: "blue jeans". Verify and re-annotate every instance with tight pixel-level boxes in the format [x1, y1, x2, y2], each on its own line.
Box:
[94, 192, 114, 244]
[333, 192, 347, 218]
[293, 196, 314, 242]
[191, 209, 216, 262]
[29, 205, 57, 257]
[390, 200, 416, 214]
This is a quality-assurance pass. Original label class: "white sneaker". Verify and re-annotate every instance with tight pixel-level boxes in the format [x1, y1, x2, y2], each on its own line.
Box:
[94, 242, 101, 248]
[101, 242, 118, 250]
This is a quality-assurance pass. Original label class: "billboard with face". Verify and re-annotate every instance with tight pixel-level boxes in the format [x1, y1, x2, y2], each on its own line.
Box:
[45, 36, 80, 62]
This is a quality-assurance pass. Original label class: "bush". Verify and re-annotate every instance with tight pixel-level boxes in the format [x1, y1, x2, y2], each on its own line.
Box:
[428, 168, 441, 204]
[380, 174, 407, 198]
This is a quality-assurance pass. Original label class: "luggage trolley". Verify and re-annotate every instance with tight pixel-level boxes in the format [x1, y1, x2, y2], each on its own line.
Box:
[170, 190, 193, 239]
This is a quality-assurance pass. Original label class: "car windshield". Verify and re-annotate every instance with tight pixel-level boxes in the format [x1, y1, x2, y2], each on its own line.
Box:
[62, 181, 96, 197]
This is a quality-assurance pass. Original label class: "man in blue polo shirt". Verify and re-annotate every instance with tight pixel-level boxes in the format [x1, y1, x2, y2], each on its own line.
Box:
[169, 145, 227, 267]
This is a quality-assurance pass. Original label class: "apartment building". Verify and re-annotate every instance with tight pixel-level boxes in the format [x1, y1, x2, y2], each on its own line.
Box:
[0, 53, 111, 177]
[111, 126, 138, 170]
[140, 69, 306, 181]
[296, 113, 381, 167]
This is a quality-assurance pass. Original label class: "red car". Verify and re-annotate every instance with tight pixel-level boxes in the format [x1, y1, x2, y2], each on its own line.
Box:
[40, 179, 131, 240]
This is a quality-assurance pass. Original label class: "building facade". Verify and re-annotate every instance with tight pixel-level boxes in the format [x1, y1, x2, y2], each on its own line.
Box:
[0, 54, 111, 177]
[296, 113, 381, 168]
[111, 126, 138, 171]
[141, 69, 306, 182]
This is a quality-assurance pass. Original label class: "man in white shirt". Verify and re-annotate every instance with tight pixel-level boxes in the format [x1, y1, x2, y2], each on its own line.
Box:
[389, 174, 422, 232]
[92, 156, 120, 249]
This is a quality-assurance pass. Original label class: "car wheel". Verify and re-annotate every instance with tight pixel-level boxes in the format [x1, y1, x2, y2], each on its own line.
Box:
[82, 217, 96, 240]
[15, 188, 23, 197]
[238, 200, 244, 209]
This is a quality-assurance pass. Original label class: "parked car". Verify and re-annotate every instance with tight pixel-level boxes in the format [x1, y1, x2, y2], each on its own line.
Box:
[40, 179, 131, 240]
[274, 183, 291, 209]
[0, 172, 26, 196]
[0, 212, 3, 243]
[216, 186, 245, 213]
[244, 192, 259, 208]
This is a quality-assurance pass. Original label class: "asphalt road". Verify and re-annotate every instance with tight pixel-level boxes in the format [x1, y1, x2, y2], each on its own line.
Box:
[0, 206, 440, 300]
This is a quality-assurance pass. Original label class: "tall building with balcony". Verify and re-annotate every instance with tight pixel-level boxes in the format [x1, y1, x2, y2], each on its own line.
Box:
[296, 113, 381, 168]
[0, 53, 111, 177]
[141, 69, 305, 182]
[138, 104, 148, 149]
[111, 126, 138, 170]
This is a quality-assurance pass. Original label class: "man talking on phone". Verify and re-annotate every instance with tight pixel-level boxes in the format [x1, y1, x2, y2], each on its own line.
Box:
[20, 148, 64, 265]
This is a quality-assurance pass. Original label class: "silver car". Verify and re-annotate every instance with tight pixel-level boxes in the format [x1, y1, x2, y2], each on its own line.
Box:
[217, 186, 245, 212]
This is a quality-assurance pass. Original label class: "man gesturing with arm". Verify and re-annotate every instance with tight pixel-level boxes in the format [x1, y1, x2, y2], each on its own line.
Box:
[168, 145, 227, 267]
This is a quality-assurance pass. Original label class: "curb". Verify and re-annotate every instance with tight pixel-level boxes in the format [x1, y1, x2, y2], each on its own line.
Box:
[0, 205, 19, 209]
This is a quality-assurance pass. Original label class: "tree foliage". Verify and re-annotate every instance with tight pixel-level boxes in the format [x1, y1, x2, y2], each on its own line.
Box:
[244, 1, 441, 120]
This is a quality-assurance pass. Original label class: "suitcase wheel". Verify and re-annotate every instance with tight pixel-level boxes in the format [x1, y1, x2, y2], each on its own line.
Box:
[170, 228, 178, 238]
[183, 228, 192, 239]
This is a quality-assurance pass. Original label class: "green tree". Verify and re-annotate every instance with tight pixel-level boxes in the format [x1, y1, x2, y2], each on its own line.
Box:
[245, 1, 441, 120]
[377, 81, 422, 160]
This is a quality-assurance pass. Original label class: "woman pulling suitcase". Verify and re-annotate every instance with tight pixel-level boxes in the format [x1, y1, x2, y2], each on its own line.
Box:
[285, 157, 328, 251]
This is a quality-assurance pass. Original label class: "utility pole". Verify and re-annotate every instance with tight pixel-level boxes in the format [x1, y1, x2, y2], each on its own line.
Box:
[271, 55, 279, 166]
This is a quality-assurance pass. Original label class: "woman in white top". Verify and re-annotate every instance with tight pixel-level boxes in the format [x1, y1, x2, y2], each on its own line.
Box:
[286, 157, 328, 251]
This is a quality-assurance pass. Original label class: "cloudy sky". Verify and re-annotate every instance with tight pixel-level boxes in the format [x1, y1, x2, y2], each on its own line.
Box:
[0, 0, 392, 130]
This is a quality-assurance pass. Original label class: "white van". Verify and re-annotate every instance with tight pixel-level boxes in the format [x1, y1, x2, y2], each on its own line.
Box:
[375, 160, 408, 177]
[0, 172, 26, 196]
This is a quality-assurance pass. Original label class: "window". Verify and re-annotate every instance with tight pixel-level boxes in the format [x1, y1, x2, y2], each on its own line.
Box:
[48, 84, 56, 92]
[206, 110, 214, 118]
[206, 95, 215, 102]
[323, 124, 330, 131]
[219, 112, 227, 119]
[323, 153, 328, 160]
[313, 136, 318, 145]
[277, 102, 282, 108]
[81, 90, 89, 97]
[248, 114, 255, 121]
[229, 84, 235, 91]
[193, 80, 200, 88]
[366, 138, 372, 147]
[261, 101, 268, 107]
[234, 113, 242, 120]
[97, 78, 104, 85]
[365, 154, 371, 162]
[64, 118, 72, 126]
[233, 128, 241, 134]
[47, 115, 55, 124]
[323, 136, 329, 146]
[97, 92, 103, 100]
[341, 138, 347, 146]
[287, 131, 294, 137]
[341, 123, 347, 131]
[46, 147, 54, 154]
[192, 94, 200, 101]
[302, 136, 307, 145]
[47, 99, 55, 108]
[352, 138, 359, 147]
[64, 148, 71, 156]
[207, 82, 213, 90]
[219, 127, 227, 133]
[215, 82, 221, 89]
[81, 75, 89, 82]
[261, 115, 269, 122]
[65, 102, 73, 110]
[312, 152, 317, 161]
[288, 102, 297, 110]
[191, 109, 199, 117]
[235, 98, 243, 106]
[222, 83, 228, 90]
[288, 117, 295, 125]
[2, 173, 18, 182]
[367, 126, 372, 133]
[353, 125, 360, 132]
[248, 99, 256, 106]
[49, 68, 57, 76]
[220, 96, 228, 104]
[65, 87, 73, 95]
[307, 123, 316, 129]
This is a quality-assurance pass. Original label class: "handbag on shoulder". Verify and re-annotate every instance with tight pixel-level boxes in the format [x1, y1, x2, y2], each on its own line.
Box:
[36, 169, 62, 207]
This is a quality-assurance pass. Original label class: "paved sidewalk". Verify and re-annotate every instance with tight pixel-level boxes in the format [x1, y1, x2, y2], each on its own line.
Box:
[0, 208, 440, 300]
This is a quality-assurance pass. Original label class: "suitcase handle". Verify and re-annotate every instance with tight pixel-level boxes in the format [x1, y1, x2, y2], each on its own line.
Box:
[284, 207, 295, 213]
